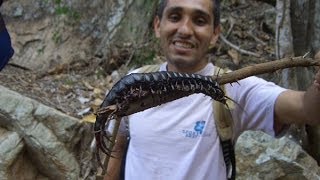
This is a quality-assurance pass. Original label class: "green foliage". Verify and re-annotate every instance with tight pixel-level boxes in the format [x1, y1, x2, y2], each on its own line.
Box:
[129, 35, 161, 68]
[52, 30, 62, 44]
[42, 0, 81, 21]
[55, 6, 80, 21]
[37, 46, 46, 55]
[95, 67, 105, 79]
[131, 49, 157, 67]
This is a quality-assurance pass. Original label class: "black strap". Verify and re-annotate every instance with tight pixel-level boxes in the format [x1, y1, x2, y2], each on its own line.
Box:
[119, 138, 130, 180]
[220, 139, 236, 180]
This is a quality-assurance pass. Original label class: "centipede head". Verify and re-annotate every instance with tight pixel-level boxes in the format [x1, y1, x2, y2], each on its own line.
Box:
[94, 105, 118, 166]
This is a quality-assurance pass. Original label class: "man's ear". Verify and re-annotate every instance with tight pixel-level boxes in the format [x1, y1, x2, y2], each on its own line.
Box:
[210, 25, 221, 46]
[154, 16, 161, 38]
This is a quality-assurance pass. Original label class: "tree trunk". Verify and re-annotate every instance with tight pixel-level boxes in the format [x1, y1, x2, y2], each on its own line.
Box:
[275, 0, 309, 154]
[295, 0, 320, 165]
[279, 0, 320, 164]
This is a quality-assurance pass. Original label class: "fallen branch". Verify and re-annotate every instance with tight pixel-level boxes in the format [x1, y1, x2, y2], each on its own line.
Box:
[247, 30, 267, 46]
[220, 34, 261, 57]
[217, 56, 320, 85]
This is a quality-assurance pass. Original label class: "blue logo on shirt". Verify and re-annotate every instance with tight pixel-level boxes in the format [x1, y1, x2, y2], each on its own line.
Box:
[194, 121, 206, 134]
[182, 121, 210, 138]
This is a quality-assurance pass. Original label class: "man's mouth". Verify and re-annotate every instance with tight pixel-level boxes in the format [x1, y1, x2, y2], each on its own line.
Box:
[173, 41, 195, 49]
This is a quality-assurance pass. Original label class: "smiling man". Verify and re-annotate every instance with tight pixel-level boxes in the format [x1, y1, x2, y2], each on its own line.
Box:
[103, 0, 320, 180]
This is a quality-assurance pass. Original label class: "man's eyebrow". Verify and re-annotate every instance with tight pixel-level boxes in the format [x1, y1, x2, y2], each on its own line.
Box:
[193, 9, 211, 19]
[165, 6, 183, 13]
[165, 6, 211, 19]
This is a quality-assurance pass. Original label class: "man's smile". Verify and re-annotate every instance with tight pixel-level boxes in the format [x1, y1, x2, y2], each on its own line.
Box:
[173, 40, 195, 49]
[171, 40, 196, 54]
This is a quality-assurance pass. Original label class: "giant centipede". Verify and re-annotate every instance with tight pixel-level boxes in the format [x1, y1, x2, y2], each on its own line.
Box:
[94, 71, 235, 179]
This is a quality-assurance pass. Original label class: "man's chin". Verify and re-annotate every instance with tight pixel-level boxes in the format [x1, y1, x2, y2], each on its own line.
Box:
[166, 57, 203, 72]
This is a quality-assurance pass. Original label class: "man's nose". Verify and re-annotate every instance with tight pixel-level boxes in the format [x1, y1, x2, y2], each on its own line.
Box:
[177, 18, 194, 37]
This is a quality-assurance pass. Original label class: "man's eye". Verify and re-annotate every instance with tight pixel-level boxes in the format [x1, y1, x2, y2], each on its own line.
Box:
[194, 17, 207, 26]
[168, 14, 180, 22]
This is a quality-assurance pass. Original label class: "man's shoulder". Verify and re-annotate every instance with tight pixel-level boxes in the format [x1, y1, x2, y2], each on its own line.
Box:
[131, 64, 162, 73]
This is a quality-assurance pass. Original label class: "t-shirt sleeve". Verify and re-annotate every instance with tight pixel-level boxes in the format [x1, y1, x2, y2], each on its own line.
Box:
[225, 76, 287, 139]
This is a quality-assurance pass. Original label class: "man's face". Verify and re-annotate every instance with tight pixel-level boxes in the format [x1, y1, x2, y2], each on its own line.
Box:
[154, 0, 220, 73]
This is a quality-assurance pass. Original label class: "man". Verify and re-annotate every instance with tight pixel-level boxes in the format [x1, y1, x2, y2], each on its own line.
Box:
[0, 0, 14, 71]
[105, 0, 320, 179]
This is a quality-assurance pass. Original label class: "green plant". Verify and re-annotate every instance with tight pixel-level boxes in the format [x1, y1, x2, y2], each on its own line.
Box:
[37, 46, 46, 55]
[52, 30, 62, 44]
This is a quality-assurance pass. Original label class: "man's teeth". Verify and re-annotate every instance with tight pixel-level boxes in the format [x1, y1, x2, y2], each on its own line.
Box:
[174, 42, 194, 49]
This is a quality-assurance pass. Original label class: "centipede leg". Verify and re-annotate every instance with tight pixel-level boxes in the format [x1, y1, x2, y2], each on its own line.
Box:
[94, 117, 111, 154]
[101, 116, 122, 175]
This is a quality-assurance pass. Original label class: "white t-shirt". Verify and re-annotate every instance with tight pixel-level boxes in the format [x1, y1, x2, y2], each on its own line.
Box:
[124, 62, 286, 180]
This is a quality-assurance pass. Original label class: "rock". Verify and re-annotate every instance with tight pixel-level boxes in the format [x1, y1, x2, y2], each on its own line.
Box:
[0, 127, 24, 179]
[0, 85, 84, 179]
[236, 131, 320, 180]
[2, 0, 158, 72]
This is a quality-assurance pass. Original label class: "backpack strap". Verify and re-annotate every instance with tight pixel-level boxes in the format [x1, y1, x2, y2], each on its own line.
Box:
[213, 66, 236, 180]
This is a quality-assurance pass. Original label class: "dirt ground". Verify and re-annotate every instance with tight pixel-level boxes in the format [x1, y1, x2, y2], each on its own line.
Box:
[0, 1, 276, 120]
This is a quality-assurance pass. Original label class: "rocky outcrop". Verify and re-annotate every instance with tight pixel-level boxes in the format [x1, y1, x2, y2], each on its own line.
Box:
[1, 0, 157, 72]
[0, 85, 86, 179]
[236, 131, 320, 179]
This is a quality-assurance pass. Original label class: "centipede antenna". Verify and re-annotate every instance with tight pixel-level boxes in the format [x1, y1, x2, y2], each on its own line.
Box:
[99, 133, 112, 156]
[95, 149, 105, 169]
[224, 96, 247, 115]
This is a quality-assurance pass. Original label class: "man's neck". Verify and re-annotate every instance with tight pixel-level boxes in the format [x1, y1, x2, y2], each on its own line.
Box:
[166, 62, 209, 73]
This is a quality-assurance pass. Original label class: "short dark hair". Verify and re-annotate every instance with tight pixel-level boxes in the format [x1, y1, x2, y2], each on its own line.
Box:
[156, 0, 220, 29]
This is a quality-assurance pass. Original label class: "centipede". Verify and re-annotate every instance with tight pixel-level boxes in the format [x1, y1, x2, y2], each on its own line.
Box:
[94, 71, 232, 176]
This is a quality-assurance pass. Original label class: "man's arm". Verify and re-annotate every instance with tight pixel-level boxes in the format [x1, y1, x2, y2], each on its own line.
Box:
[275, 70, 320, 126]
[103, 133, 128, 180]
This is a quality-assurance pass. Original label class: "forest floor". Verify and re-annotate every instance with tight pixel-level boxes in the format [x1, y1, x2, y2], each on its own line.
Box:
[0, 1, 277, 120]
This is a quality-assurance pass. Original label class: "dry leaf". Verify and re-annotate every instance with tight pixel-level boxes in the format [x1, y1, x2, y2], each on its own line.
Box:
[82, 114, 96, 124]
[77, 107, 91, 116]
[90, 98, 103, 112]
[93, 88, 103, 95]
[78, 97, 90, 104]
[227, 49, 241, 65]
[83, 81, 94, 90]
[91, 98, 103, 106]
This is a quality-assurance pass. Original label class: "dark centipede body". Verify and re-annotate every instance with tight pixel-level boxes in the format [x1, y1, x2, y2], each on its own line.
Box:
[94, 71, 235, 179]
[98, 71, 224, 115]
[94, 71, 226, 138]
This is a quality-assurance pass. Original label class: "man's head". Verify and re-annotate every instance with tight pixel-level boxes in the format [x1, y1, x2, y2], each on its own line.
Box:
[156, 0, 220, 29]
[153, 0, 221, 73]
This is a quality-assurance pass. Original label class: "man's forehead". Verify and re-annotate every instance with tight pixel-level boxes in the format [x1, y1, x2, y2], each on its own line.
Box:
[164, 0, 213, 15]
